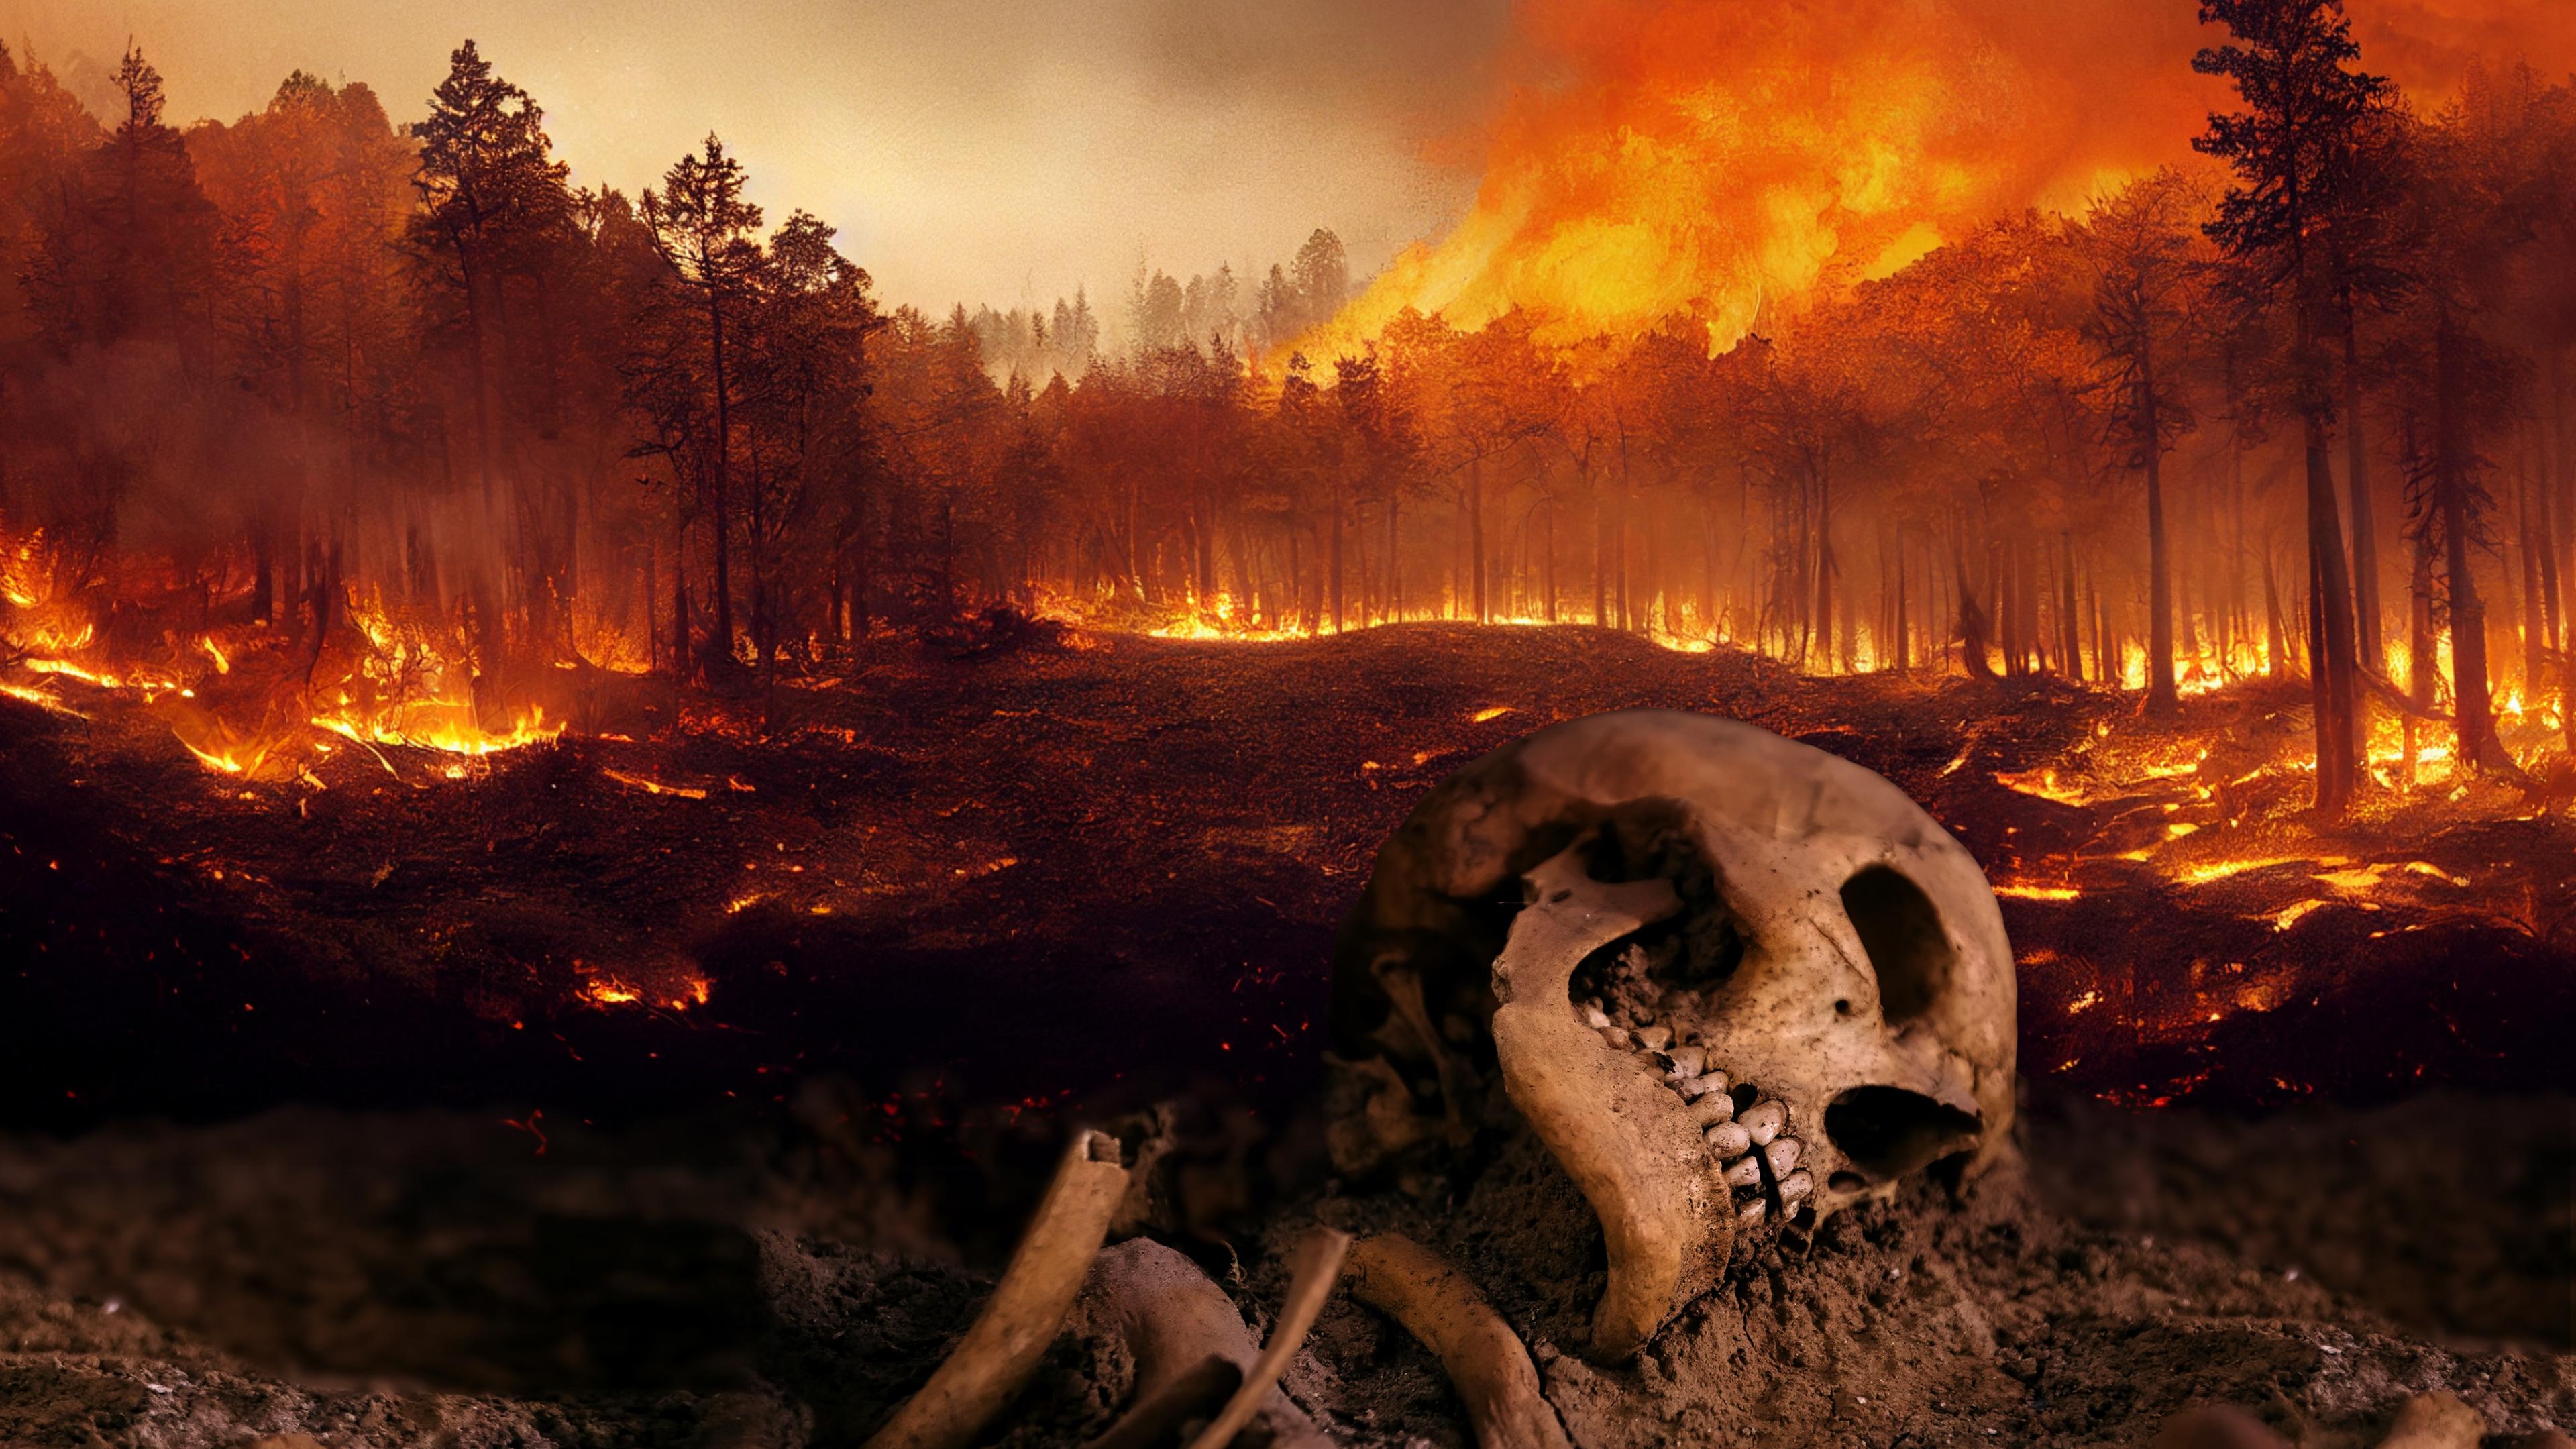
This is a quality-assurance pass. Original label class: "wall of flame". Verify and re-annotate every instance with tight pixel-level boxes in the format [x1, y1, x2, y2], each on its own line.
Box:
[1302, 0, 2576, 360]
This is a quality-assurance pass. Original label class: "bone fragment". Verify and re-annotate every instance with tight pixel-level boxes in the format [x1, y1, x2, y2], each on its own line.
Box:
[1775, 1169, 1815, 1205]
[1704, 1122, 1751, 1157]
[1634, 1024, 1673, 1051]
[1580, 1004, 1611, 1030]
[1487, 847, 1715, 1361]
[1185, 1227, 1351, 1449]
[1599, 1026, 1633, 1051]
[1075, 1238, 1327, 1449]
[1764, 1138, 1802, 1175]
[1738, 1099, 1786, 1145]
[1736, 1199, 1767, 1227]
[865, 1131, 1128, 1449]
[1722, 1157, 1763, 1189]
[1346, 1234, 1572, 1449]
[1083, 1356, 1237, 1449]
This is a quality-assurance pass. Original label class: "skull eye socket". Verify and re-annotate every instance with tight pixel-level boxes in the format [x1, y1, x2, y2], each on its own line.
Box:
[1839, 863, 1953, 1024]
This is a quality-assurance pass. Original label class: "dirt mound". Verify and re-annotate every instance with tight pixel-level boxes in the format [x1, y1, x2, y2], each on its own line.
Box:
[0, 1094, 2565, 1447]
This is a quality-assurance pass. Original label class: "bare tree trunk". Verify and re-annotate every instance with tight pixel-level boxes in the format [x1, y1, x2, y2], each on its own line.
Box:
[2263, 538, 2290, 682]
[1467, 457, 1487, 623]
[2058, 533, 2082, 684]
[2345, 309, 2383, 665]
[1544, 497, 1560, 623]
[2404, 499, 2434, 788]
[1387, 495, 1403, 622]
[2304, 413, 2364, 812]
[1330, 482, 1346, 633]
[2436, 319, 2508, 770]
[2144, 402, 2178, 710]
[1811, 461, 1835, 667]
[1893, 533, 1911, 671]
[672, 517, 692, 680]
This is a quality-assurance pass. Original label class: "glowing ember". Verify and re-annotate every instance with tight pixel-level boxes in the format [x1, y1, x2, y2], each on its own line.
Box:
[1993, 767, 2090, 806]
[601, 768, 710, 799]
[0, 681, 85, 718]
[2269, 899, 2328, 932]
[2167, 858, 2312, 887]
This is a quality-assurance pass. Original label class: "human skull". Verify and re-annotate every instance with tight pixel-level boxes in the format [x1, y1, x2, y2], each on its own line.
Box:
[1327, 709, 2017, 1360]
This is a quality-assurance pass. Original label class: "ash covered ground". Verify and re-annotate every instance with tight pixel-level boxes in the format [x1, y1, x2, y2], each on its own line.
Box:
[0, 624, 2569, 1446]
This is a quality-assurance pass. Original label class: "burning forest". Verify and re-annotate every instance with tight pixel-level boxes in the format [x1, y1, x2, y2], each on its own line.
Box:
[0, 1, 2569, 1446]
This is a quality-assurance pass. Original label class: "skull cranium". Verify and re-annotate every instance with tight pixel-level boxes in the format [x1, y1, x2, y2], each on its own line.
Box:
[1328, 709, 2017, 1360]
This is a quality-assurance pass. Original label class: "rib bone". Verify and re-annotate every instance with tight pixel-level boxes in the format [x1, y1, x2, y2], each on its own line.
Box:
[1346, 1233, 1573, 1449]
[1487, 843, 1725, 1362]
[1075, 1238, 1328, 1449]
[1185, 1227, 1351, 1449]
[865, 1130, 1129, 1449]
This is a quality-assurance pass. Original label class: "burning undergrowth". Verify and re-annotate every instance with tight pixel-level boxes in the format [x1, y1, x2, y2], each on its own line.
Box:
[1, 619, 2568, 1139]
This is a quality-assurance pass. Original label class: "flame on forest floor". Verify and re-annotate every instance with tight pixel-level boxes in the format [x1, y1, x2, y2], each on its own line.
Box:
[0, 680, 86, 718]
[311, 702, 559, 758]
[1993, 767, 2092, 806]
[578, 971, 713, 1012]
[2167, 857, 2316, 886]
[602, 768, 708, 799]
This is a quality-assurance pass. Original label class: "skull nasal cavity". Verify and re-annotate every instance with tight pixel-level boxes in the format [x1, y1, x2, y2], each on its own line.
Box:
[1839, 865, 1953, 1023]
[1824, 1087, 1983, 1183]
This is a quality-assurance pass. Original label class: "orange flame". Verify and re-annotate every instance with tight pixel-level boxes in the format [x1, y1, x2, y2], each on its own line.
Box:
[1301, 0, 2571, 362]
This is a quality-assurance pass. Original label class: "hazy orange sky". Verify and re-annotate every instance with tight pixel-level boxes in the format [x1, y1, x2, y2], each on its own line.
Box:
[3, 0, 1512, 316]
[7, 0, 2571, 337]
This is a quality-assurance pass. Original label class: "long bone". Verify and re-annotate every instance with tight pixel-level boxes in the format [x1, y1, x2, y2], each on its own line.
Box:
[1075, 1237, 1330, 1449]
[865, 1130, 1130, 1449]
[1346, 1233, 1572, 1449]
[1488, 842, 1723, 1362]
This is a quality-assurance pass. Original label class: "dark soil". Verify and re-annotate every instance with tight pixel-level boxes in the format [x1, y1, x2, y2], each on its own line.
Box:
[0, 623, 2570, 1446]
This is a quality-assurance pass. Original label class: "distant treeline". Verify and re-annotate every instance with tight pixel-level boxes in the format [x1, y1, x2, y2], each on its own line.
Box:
[1, 3, 2572, 814]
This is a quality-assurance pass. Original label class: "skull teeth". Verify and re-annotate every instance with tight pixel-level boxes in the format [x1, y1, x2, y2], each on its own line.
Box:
[1738, 1100, 1787, 1146]
[1598, 1025, 1813, 1232]
[1764, 1137, 1803, 1176]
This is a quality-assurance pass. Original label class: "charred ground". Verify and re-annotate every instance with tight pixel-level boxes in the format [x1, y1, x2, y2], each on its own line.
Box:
[0, 624, 2569, 1446]
[1, 623, 2566, 1126]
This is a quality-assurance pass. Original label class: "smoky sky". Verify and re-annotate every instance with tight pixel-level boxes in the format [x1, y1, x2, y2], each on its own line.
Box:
[4, 0, 1514, 319]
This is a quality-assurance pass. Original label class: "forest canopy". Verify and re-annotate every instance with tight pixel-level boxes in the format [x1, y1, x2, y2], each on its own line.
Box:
[1, 5, 2573, 814]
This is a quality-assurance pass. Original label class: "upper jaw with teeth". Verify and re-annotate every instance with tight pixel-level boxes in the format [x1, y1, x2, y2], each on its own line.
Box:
[1588, 1001, 1814, 1233]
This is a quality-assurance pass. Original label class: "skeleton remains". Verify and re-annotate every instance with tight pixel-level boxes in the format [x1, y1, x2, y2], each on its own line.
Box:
[1327, 708, 2018, 1360]
[867, 710, 2020, 1440]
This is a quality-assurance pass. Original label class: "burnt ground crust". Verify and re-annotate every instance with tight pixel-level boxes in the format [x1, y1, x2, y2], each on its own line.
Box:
[0, 625, 2569, 1444]
[1, 624, 2569, 1131]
